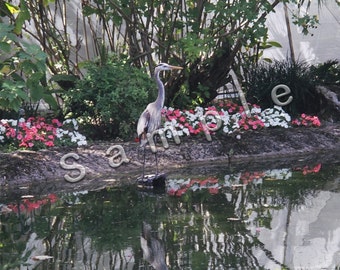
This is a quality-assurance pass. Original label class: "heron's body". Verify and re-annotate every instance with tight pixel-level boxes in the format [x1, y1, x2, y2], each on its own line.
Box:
[136, 63, 182, 179]
[137, 63, 182, 147]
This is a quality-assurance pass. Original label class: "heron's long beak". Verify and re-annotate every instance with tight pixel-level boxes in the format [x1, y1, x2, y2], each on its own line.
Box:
[169, 65, 183, 70]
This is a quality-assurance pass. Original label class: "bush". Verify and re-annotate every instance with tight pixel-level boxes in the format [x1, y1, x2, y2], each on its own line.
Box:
[245, 59, 322, 116]
[310, 60, 340, 85]
[63, 59, 156, 140]
[0, 23, 58, 116]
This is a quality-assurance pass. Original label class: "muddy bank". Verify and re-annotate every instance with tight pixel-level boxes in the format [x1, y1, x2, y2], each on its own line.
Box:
[0, 122, 340, 197]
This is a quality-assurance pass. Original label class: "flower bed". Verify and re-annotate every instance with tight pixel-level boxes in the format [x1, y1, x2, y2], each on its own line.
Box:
[1, 101, 321, 151]
[0, 117, 87, 150]
[162, 101, 320, 138]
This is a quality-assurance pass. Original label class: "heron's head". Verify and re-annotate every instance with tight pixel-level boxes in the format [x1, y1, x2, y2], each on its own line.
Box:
[155, 63, 183, 73]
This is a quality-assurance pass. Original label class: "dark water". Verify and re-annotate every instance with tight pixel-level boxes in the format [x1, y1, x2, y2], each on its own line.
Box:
[1, 159, 340, 269]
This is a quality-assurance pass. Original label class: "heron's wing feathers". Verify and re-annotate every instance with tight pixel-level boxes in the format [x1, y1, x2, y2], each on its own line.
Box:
[137, 109, 150, 145]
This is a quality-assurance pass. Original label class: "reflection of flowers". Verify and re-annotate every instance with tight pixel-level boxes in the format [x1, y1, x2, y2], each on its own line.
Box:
[239, 171, 266, 185]
[7, 194, 58, 213]
[294, 163, 322, 175]
[167, 166, 318, 197]
[167, 177, 219, 197]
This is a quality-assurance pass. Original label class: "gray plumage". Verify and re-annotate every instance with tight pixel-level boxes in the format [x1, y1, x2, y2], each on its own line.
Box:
[137, 63, 183, 147]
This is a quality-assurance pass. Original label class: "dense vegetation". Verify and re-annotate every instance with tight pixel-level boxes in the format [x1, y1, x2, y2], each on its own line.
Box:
[1, 0, 339, 141]
[245, 59, 340, 115]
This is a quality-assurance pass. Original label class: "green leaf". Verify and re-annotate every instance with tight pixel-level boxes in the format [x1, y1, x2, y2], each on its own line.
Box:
[21, 42, 47, 61]
[4, 2, 20, 14]
[30, 85, 44, 101]
[43, 93, 58, 109]
[43, 0, 55, 6]
[0, 41, 11, 53]
[20, 60, 37, 73]
[50, 74, 77, 83]
[82, 5, 98, 16]
[0, 23, 16, 41]
[13, 0, 31, 35]
[267, 41, 282, 48]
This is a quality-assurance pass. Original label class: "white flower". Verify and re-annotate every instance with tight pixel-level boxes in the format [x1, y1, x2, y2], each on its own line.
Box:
[223, 126, 232, 134]
[251, 107, 262, 114]
[185, 111, 198, 122]
[56, 128, 64, 138]
[194, 106, 204, 116]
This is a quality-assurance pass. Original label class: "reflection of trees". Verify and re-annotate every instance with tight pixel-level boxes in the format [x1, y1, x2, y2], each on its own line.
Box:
[164, 189, 284, 269]
[1, 163, 338, 269]
[163, 165, 331, 269]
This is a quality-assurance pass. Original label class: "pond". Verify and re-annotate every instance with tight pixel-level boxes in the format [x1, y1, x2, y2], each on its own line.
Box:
[1, 157, 340, 269]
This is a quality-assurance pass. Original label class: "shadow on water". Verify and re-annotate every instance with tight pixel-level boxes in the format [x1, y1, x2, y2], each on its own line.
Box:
[1, 157, 340, 269]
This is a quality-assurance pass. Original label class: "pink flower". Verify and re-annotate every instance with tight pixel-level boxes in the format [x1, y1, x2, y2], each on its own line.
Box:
[45, 141, 54, 147]
[173, 109, 181, 117]
[47, 193, 58, 203]
[168, 189, 177, 196]
[19, 141, 28, 147]
[313, 118, 321, 127]
[179, 116, 186, 122]
[208, 187, 219, 194]
[175, 188, 187, 197]
[52, 119, 63, 127]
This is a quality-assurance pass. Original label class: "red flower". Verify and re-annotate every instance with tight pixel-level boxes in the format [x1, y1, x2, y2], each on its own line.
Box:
[47, 193, 58, 203]
[45, 141, 54, 147]
[208, 187, 219, 194]
[175, 188, 187, 197]
[179, 116, 186, 122]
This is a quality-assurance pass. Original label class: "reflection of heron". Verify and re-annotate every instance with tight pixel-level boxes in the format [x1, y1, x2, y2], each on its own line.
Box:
[140, 221, 168, 270]
[137, 63, 183, 178]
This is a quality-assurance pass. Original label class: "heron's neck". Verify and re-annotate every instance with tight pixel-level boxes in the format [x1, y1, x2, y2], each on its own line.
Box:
[154, 70, 165, 109]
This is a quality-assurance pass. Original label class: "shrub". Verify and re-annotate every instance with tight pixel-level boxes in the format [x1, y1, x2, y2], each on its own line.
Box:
[0, 23, 58, 116]
[244, 59, 322, 116]
[310, 60, 340, 85]
[63, 59, 156, 140]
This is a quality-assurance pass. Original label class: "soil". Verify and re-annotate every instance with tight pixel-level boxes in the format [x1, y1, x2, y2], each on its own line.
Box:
[1, 121, 340, 198]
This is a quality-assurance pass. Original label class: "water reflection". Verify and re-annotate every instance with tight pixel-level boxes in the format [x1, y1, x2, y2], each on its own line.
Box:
[0, 160, 339, 269]
[141, 222, 168, 270]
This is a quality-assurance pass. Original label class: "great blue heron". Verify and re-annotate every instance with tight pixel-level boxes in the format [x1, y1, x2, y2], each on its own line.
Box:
[137, 63, 183, 179]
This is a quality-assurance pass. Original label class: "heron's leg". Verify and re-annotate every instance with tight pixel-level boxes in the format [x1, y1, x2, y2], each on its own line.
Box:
[142, 147, 146, 179]
[155, 152, 159, 175]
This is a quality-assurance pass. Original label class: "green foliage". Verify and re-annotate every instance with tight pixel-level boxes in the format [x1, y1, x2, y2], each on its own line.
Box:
[79, 0, 310, 107]
[310, 60, 340, 85]
[0, 22, 58, 116]
[1, 0, 338, 124]
[63, 57, 156, 140]
[245, 59, 322, 116]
